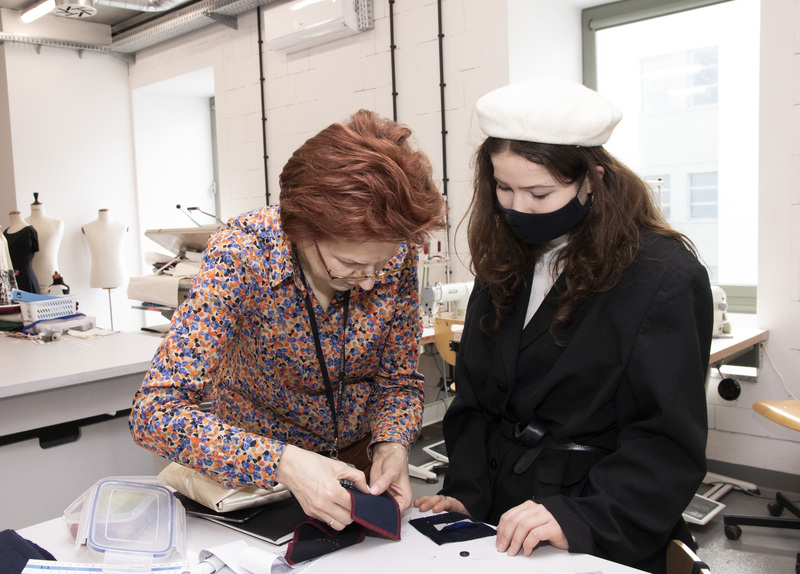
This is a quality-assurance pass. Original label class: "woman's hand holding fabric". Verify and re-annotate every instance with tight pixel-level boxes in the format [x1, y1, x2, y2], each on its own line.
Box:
[275, 444, 368, 530]
[412, 494, 469, 515]
[495, 500, 568, 556]
[369, 441, 413, 510]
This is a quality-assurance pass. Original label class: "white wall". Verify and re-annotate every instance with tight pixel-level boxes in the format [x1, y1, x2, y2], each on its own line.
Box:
[508, 0, 584, 82]
[701, 0, 800, 476]
[1, 0, 799, 478]
[0, 16, 144, 331]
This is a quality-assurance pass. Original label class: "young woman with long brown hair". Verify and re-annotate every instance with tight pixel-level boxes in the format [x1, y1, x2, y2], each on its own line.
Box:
[415, 77, 713, 574]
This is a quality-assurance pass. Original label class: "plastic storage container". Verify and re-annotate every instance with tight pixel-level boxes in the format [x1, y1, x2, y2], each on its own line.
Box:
[64, 476, 186, 567]
[19, 295, 78, 322]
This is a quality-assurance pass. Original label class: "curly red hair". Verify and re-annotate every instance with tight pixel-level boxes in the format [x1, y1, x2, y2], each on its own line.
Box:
[279, 109, 447, 245]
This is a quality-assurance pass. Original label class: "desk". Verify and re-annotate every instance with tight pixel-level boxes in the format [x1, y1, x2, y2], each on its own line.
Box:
[0, 332, 164, 530]
[1, 332, 162, 435]
[708, 327, 768, 368]
[17, 507, 646, 573]
[423, 322, 769, 369]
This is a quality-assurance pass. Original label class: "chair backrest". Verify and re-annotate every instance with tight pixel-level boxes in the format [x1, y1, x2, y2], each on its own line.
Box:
[666, 539, 710, 574]
[433, 317, 464, 367]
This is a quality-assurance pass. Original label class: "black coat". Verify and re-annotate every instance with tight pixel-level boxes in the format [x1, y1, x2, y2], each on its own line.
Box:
[441, 233, 713, 574]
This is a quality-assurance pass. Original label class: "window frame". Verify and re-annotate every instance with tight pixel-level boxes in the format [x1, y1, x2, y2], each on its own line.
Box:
[581, 0, 755, 313]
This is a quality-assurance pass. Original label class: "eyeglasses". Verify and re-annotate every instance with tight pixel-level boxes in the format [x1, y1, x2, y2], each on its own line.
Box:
[314, 242, 402, 281]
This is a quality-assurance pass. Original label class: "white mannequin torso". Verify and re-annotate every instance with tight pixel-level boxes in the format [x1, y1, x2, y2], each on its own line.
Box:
[82, 209, 128, 289]
[28, 203, 65, 292]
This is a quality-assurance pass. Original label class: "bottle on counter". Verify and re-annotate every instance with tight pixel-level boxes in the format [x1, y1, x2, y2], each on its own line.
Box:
[47, 271, 70, 296]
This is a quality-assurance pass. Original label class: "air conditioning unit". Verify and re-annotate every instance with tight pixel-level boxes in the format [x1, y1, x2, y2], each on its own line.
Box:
[264, 0, 374, 55]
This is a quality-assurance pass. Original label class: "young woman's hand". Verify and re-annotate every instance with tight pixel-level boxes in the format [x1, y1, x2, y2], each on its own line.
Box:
[495, 500, 568, 556]
[413, 493, 469, 515]
[275, 445, 368, 530]
[368, 441, 413, 510]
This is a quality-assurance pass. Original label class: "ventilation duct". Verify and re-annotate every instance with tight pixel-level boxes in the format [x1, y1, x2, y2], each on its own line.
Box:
[97, 0, 192, 11]
[109, 0, 277, 54]
[0, 0, 283, 59]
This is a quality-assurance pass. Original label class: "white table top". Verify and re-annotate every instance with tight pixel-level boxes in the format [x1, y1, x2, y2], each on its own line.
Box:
[709, 326, 767, 366]
[0, 331, 162, 399]
[18, 506, 646, 573]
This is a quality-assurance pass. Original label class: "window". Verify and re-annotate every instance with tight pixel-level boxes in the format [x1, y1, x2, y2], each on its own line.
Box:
[642, 46, 718, 114]
[646, 175, 671, 219]
[583, 0, 759, 303]
[689, 172, 718, 219]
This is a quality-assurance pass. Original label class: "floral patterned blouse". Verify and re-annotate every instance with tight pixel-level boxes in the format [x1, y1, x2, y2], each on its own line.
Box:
[129, 206, 425, 489]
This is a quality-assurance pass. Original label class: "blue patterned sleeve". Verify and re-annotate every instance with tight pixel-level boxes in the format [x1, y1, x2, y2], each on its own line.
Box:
[129, 227, 285, 489]
[366, 246, 426, 448]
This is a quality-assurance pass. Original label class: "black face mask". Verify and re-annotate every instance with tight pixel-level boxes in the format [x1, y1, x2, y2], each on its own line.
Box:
[497, 190, 592, 245]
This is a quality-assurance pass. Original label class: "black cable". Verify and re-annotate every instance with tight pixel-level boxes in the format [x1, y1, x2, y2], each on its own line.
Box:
[257, 5, 270, 205]
[389, 0, 398, 121]
[436, 0, 448, 198]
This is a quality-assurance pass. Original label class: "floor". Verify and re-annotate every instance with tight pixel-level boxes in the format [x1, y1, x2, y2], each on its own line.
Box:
[408, 422, 800, 574]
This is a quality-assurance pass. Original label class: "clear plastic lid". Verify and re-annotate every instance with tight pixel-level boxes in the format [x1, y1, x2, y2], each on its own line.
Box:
[65, 476, 186, 564]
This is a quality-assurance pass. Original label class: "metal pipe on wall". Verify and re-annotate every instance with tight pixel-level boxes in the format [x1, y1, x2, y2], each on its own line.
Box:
[389, 0, 398, 121]
[257, 5, 270, 205]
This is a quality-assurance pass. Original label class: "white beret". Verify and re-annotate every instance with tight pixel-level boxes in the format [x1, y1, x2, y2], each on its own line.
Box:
[475, 76, 622, 147]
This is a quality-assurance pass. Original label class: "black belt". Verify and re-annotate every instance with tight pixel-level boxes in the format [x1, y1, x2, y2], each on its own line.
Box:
[500, 417, 608, 475]
[500, 417, 607, 453]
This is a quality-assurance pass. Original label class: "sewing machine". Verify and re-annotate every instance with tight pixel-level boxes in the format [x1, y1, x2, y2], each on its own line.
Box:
[127, 225, 221, 318]
[711, 285, 731, 336]
[421, 281, 473, 324]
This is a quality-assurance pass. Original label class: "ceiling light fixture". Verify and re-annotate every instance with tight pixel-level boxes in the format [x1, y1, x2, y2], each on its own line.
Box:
[20, 0, 56, 23]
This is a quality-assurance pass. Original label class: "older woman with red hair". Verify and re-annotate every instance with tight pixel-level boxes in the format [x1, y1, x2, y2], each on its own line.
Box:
[130, 109, 446, 529]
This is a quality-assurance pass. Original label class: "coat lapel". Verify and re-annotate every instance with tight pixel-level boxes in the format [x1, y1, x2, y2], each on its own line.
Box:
[520, 275, 563, 350]
[498, 269, 534, 392]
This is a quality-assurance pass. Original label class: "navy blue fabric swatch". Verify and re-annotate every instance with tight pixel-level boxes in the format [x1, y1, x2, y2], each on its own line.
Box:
[409, 512, 496, 545]
[345, 484, 401, 540]
[284, 520, 365, 565]
[284, 486, 400, 565]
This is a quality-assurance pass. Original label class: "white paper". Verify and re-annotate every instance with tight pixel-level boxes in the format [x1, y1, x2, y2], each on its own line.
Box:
[195, 541, 298, 574]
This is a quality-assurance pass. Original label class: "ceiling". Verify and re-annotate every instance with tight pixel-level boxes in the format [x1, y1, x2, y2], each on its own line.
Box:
[1, 0, 146, 28]
[0, 0, 283, 58]
[0, 0, 610, 59]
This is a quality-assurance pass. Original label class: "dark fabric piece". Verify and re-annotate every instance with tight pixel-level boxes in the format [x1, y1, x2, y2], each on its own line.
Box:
[4, 226, 40, 294]
[344, 484, 400, 540]
[409, 512, 496, 545]
[0, 529, 56, 574]
[284, 520, 365, 565]
[440, 233, 714, 574]
[283, 486, 400, 564]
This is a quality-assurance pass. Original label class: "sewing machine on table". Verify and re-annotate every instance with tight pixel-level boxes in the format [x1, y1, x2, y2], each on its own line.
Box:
[421, 281, 473, 325]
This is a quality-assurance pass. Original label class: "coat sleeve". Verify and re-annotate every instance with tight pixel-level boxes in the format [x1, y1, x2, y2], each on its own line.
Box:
[540, 260, 713, 563]
[439, 285, 497, 519]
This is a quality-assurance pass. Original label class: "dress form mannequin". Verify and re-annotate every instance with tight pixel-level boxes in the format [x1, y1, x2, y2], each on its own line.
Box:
[4, 211, 40, 293]
[82, 209, 128, 330]
[0, 225, 18, 305]
[82, 209, 128, 289]
[6, 211, 28, 234]
[27, 193, 64, 293]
